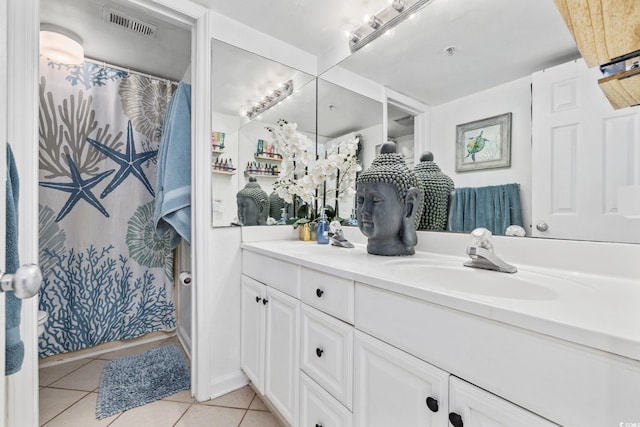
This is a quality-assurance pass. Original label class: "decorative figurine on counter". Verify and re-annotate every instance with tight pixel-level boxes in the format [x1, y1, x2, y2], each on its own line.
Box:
[413, 151, 454, 231]
[355, 142, 424, 256]
[236, 177, 269, 226]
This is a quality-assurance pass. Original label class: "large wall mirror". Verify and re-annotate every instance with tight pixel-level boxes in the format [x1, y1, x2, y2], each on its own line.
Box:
[321, 0, 639, 244]
[210, 39, 316, 227]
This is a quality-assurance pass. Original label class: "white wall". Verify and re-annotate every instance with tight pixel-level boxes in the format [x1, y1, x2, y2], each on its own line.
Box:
[428, 76, 533, 232]
[211, 112, 241, 226]
[202, 10, 323, 400]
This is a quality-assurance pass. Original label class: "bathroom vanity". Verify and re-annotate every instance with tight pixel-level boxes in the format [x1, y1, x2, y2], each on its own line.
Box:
[240, 237, 640, 427]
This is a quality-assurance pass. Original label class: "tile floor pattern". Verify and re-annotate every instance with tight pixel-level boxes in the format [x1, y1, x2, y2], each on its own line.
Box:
[39, 337, 284, 427]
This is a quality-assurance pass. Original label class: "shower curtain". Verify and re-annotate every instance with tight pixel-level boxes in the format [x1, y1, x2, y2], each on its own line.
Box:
[38, 59, 177, 357]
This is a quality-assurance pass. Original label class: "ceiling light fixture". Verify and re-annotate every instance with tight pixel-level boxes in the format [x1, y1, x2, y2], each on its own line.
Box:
[40, 24, 85, 65]
[348, 0, 434, 53]
[243, 80, 294, 120]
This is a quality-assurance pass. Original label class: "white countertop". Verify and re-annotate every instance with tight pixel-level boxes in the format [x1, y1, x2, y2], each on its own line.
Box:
[242, 239, 640, 362]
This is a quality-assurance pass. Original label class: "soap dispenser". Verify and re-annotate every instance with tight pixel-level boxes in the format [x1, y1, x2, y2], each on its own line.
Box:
[317, 209, 329, 244]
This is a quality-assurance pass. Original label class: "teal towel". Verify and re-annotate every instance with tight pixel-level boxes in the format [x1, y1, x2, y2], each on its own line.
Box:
[154, 82, 191, 248]
[448, 183, 523, 235]
[5, 144, 23, 375]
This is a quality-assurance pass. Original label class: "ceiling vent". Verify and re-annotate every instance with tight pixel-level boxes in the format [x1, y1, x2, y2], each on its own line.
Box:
[103, 7, 157, 38]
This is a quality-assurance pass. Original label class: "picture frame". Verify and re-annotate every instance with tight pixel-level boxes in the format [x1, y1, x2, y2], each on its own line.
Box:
[455, 112, 512, 172]
[211, 131, 225, 152]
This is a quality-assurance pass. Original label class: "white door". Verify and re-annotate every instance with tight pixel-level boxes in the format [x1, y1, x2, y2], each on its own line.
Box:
[531, 59, 640, 243]
[264, 286, 299, 426]
[240, 276, 265, 393]
[448, 377, 557, 427]
[353, 330, 448, 427]
[0, 0, 8, 421]
[5, 0, 41, 426]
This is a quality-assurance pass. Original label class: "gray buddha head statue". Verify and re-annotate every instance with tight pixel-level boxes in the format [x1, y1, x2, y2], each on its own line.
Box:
[414, 151, 455, 231]
[355, 142, 423, 256]
[236, 178, 269, 225]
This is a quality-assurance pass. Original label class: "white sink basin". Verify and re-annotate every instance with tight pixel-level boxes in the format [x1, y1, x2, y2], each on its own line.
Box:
[376, 258, 594, 301]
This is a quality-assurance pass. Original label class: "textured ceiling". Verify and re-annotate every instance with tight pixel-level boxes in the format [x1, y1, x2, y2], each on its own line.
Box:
[196, 0, 580, 105]
[41, 0, 581, 109]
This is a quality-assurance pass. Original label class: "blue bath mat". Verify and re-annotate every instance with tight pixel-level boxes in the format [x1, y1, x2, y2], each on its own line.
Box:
[96, 344, 190, 419]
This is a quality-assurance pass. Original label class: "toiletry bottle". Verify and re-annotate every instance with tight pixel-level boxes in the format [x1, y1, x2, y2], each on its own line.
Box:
[348, 208, 358, 226]
[257, 139, 263, 155]
[317, 209, 329, 245]
[278, 207, 287, 225]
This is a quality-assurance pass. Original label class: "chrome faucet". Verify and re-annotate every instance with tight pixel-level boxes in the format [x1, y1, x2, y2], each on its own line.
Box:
[463, 228, 517, 273]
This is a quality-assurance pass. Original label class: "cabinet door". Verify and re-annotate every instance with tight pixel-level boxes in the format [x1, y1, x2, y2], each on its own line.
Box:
[354, 331, 448, 427]
[240, 276, 266, 393]
[301, 305, 353, 409]
[300, 372, 352, 427]
[265, 286, 300, 426]
[448, 377, 558, 427]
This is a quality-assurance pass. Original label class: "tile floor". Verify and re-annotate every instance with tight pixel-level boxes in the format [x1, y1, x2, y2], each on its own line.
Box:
[39, 336, 284, 427]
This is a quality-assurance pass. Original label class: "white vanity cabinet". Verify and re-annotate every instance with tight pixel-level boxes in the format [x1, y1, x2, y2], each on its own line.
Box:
[448, 377, 557, 427]
[240, 276, 266, 391]
[241, 243, 640, 426]
[240, 275, 300, 426]
[300, 371, 352, 427]
[354, 330, 449, 427]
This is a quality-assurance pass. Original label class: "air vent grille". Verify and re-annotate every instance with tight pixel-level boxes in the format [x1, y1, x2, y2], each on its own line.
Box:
[103, 7, 157, 38]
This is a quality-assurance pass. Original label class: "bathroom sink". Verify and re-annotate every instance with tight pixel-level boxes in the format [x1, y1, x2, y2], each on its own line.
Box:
[375, 260, 595, 301]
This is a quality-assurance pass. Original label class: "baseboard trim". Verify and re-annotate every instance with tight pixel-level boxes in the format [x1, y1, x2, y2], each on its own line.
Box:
[203, 370, 249, 402]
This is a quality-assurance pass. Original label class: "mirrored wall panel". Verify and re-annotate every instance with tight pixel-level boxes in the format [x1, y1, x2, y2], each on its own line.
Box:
[211, 39, 316, 227]
[316, 78, 383, 221]
[325, 1, 639, 243]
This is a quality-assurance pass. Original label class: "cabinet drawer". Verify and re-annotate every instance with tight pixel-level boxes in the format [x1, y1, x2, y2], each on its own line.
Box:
[243, 250, 300, 298]
[300, 372, 352, 427]
[301, 268, 354, 324]
[449, 377, 558, 426]
[301, 305, 354, 410]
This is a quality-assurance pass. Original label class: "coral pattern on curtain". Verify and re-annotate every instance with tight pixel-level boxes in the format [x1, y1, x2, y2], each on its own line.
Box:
[38, 59, 177, 357]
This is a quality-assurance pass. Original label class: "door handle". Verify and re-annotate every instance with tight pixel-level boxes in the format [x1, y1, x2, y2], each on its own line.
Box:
[536, 221, 549, 232]
[1, 264, 42, 299]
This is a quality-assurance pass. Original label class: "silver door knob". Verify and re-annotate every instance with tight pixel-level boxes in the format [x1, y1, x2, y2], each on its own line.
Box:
[536, 222, 549, 232]
[0, 264, 43, 299]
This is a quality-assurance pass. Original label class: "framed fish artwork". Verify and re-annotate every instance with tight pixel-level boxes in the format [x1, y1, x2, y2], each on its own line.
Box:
[455, 112, 512, 172]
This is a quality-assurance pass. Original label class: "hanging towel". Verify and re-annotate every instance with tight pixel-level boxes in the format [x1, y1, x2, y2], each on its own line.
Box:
[5, 144, 23, 375]
[448, 183, 523, 235]
[155, 82, 191, 248]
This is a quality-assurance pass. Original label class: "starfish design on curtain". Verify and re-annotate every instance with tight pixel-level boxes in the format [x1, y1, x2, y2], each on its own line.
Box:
[39, 154, 115, 222]
[87, 120, 158, 198]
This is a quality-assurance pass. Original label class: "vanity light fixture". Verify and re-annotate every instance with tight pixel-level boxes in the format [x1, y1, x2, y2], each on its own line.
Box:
[40, 24, 85, 65]
[348, 0, 434, 53]
[243, 80, 294, 120]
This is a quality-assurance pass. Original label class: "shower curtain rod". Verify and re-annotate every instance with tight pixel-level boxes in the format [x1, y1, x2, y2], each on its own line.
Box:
[85, 57, 180, 87]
